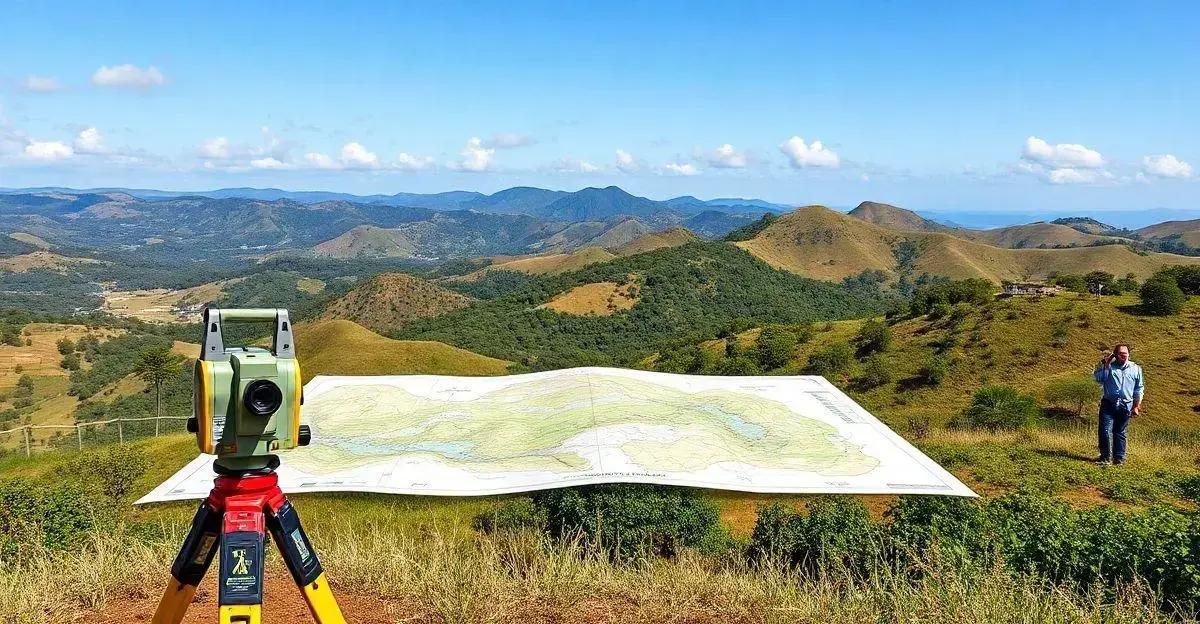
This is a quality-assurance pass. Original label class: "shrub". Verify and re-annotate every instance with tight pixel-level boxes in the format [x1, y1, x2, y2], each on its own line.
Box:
[755, 325, 798, 370]
[60, 352, 80, 371]
[56, 338, 75, 355]
[749, 498, 882, 577]
[853, 319, 892, 357]
[855, 355, 893, 389]
[805, 342, 854, 378]
[1155, 265, 1200, 295]
[915, 356, 949, 386]
[1140, 277, 1186, 316]
[473, 497, 547, 533]
[958, 385, 1040, 430]
[60, 444, 150, 504]
[716, 355, 762, 376]
[532, 485, 726, 560]
[1044, 377, 1100, 420]
[0, 479, 100, 557]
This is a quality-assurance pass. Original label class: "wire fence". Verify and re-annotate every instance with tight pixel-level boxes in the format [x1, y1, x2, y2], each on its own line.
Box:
[0, 416, 190, 457]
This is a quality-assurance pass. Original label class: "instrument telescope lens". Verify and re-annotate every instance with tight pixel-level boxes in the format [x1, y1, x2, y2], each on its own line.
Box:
[244, 379, 283, 416]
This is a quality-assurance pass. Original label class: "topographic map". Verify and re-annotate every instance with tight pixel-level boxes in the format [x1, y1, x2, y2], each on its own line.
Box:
[138, 367, 974, 503]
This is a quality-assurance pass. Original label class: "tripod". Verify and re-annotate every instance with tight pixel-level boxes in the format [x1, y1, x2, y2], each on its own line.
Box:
[152, 463, 346, 624]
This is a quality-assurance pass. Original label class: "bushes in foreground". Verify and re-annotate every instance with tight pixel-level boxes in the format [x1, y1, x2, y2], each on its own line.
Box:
[751, 494, 1200, 609]
[483, 487, 1200, 611]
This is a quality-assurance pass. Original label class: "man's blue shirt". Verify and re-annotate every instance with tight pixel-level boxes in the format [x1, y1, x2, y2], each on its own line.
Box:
[1094, 361, 1144, 406]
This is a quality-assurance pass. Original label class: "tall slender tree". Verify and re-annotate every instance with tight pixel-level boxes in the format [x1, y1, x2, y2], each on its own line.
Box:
[133, 347, 184, 436]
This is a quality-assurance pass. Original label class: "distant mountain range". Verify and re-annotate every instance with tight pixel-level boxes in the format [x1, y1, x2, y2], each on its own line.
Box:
[0, 186, 771, 263]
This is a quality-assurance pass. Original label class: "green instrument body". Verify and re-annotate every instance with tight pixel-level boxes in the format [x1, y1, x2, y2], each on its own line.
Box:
[191, 307, 306, 472]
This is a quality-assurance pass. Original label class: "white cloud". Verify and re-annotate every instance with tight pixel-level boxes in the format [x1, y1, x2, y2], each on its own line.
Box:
[1021, 136, 1103, 169]
[546, 157, 600, 174]
[662, 162, 699, 176]
[250, 157, 290, 169]
[1142, 154, 1193, 179]
[615, 149, 638, 173]
[455, 137, 494, 172]
[395, 152, 434, 171]
[340, 142, 379, 169]
[779, 136, 840, 168]
[73, 127, 106, 154]
[702, 143, 748, 169]
[24, 141, 74, 161]
[199, 137, 231, 159]
[304, 152, 339, 169]
[482, 133, 536, 149]
[20, 75, 65, 93]
[91, 64, 166, 89]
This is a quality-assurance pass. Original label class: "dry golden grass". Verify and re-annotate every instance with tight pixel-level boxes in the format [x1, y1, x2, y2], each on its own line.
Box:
[295, 277, 326, 294]
[538, 281, 639, 316]
[612, 227, 697, 257]
[102, 278, 242, 323]
[7, 232, 51, 249]
[296, 319, 510, 383]
[737, 206, 1200, 282]
[5, 525, 1190, 624]
[0, 324, 120, 390]
[474, 247, 618, 279]
[320, 273, 474, 333]
[0, 251, 102, 273]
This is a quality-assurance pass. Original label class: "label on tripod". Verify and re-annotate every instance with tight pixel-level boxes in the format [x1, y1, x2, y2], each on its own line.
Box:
[220, 532, 263, 605]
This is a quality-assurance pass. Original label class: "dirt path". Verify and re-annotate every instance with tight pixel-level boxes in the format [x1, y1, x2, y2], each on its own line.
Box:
[85, 572, 408, 624]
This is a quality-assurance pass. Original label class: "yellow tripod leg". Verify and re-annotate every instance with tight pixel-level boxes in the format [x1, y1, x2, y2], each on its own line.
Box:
[218, 604, 262, 624]
[151, 576, 199, 624]
[154, 501, 222, 624]
[299, 572, 347, 623]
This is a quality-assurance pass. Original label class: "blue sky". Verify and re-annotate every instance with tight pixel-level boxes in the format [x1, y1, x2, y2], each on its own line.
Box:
[1, 1, 1197, 213]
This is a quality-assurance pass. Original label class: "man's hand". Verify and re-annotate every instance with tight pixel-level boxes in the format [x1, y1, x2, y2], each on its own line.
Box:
[1132, 404, 1141, 417]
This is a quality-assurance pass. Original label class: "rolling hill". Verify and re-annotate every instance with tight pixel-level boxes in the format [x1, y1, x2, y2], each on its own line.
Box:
[848, 201, 1124, 248]
[848, 201, 950, 232]
[611, 227, 698, 256]
[1138, 219, 1200, 248]
[295, 319, 510, 382]
[737, 206, 1200, 283]
[648, 292, 1200, 507]
[313, 225, 418, 258]
[319, 273, 475, 332]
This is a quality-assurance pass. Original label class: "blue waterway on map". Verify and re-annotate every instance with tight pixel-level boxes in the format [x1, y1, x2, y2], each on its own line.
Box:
[693, 405, 767, 439]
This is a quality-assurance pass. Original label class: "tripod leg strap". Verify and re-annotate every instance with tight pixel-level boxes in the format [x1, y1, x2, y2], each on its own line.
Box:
[152, 501, 222, 624]
[268, 500, 347, 623]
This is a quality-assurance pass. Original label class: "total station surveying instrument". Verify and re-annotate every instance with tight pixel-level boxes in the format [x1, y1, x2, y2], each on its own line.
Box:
[152, 307, 346, 624]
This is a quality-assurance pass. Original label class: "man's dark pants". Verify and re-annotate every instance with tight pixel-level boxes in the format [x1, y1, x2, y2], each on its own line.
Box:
[1098, 398, 1131, 463]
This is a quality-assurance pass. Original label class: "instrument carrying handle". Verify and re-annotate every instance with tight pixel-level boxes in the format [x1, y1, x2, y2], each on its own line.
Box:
[200, 306, 296, 361]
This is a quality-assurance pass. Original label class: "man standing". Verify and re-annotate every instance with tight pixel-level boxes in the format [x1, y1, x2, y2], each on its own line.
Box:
[1093, 343, 1144, 465]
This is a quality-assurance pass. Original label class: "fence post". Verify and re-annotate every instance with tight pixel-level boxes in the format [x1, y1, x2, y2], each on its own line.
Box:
[77, 424, 83, 451]
[155, 416, 160, 437]
[23, 426, 31, 457]
[117, 419, 124, 444]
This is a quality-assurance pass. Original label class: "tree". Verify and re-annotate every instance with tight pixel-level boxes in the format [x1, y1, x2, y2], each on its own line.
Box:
[133, 347, 184, 435]
[56, 338, 76, 355]
[806, 342, 854, 378]
[853, 319, 892, 357]
[756, 325, 798, 370]
[1044, 377, 1101, 420]
[60, 352, 81, 371]
[1139, 277, 1186, 316]
[1083, 271, 1115, 293]
[1154, 265, 1200, 295]
[959, 385, 1040, 430]
[856, 355, 893, 389]
[1052, 274, 1087, 293]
